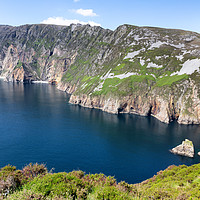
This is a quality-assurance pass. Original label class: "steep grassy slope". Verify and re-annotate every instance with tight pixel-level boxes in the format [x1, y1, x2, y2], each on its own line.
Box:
[0, 24, 200, 124]
[1, 163, 200, 199]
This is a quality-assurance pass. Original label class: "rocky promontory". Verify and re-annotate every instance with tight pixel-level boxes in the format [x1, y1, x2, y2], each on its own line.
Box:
[170, 139, 194, 158]
[0, 24, 200, 124]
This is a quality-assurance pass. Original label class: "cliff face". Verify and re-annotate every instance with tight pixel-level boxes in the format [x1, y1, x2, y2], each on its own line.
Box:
[68, 80, 199, 124]
[0, 24, 110, 83]
[0, 24, 200, 124]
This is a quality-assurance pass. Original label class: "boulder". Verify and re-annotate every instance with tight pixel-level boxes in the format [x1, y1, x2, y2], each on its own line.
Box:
[170, 139, 194, 158]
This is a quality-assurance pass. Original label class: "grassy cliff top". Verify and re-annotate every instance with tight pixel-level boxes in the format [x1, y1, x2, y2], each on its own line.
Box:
[1, 163, 200, 199]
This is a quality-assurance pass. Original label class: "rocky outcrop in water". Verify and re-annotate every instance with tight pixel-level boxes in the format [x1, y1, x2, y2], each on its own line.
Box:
[170, 139, 194, 158]
[0, 24, 200, 124]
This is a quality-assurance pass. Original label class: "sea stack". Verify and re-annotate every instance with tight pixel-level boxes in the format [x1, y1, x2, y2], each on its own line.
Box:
[170, 139, 194, 158]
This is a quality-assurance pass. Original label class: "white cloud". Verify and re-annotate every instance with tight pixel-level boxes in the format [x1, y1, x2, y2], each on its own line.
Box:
[74, 8, 98, 17]
[74, 0, 80, 2]
[41, 17, 101, 27]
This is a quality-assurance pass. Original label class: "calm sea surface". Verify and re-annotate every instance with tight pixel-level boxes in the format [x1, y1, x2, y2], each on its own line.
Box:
[0, 80, 200, 183]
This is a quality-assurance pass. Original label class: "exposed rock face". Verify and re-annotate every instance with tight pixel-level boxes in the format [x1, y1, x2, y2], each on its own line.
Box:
[170, 139, 194, 158]
[69, 94, 171, 122]
[0, 24, 200, 124]
[0, 24, 109, 83]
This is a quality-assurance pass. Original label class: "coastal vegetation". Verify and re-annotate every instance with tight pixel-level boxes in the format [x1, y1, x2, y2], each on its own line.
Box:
[1, 163, 200, 199]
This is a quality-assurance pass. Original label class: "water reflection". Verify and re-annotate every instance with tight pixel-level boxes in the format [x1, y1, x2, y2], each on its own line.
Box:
[68, 104, 200, 151]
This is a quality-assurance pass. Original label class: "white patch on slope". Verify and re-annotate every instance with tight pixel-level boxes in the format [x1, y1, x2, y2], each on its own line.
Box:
[100, 69, 112, 80]
[124, 50, 141, 60]
[124, 48, 145, 60]
[148, 41, 185, 50]
[93, 81, 104, 92]
[101, 71, 137, 80]
[191, 44, 200, 48]
[176, 55, 184, 61]
[182, 50, 190, 55]
[146, 62, 163, 68]
[94, 70, 138, 92]
[171, 43, 185, 48]
[174, 59, 200, 75]
[114, 72, 137, 79]
[184, 35, 196, 42]
[140, 59, 145, 66]
[129, 41, 136, 46]
[133, 34, 149, 41]
[159, 74, 168, 78]
[133, 35, 140, 41]
[155, 56, 162, 60]
[149, 41, 165, 50]
[155, 55, 169, 60]
[175, 49, 195, 61]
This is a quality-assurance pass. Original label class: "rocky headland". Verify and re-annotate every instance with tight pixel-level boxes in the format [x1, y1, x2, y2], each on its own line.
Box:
[0, 24, 200, 124]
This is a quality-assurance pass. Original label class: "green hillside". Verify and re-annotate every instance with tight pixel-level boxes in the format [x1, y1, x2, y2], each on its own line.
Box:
[1, 163, 200, 199]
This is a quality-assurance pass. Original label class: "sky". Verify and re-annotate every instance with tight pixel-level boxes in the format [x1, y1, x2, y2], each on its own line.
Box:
[0, 0, 200, 33]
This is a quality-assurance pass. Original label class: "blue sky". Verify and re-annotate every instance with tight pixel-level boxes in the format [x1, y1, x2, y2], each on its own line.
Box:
[0, 0, 200, 33]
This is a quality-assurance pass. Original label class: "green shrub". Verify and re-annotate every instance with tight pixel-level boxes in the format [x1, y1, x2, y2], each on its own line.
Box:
[4, 163, 200, 199]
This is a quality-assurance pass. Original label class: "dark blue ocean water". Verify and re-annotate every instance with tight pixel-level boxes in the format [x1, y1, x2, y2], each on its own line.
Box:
[0, 80, 200, 183]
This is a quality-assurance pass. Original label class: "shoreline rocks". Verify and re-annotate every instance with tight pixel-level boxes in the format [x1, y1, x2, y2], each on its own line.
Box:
[170, 139, 194, 158]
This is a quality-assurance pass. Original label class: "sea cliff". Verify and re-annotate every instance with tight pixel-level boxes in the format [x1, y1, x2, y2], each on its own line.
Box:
[0, 24, 200, 124]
